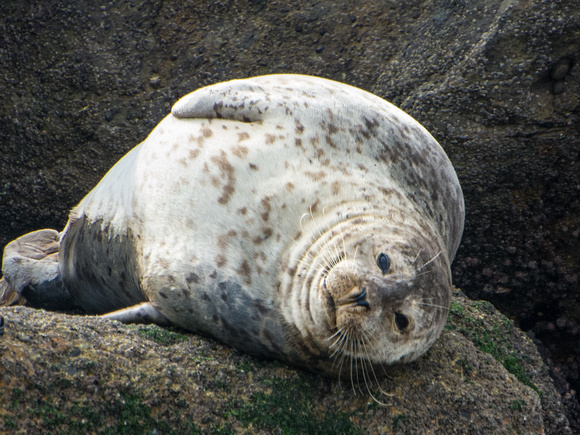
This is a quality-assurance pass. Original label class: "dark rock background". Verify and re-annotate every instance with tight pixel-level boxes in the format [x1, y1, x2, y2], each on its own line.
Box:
[1, 0, 579, 429]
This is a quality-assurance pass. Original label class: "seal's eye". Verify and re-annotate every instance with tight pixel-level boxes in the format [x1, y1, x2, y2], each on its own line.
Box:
[394, 312, 409, 331]
[376, 253, 390, 274]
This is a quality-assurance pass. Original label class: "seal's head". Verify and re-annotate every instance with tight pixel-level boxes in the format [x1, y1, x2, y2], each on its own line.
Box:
[322, 232, 450, 366]
[285, 212, 452, 379]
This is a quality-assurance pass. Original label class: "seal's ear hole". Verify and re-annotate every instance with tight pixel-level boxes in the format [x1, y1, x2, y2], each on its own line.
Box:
[394, 312, 409, 331]
[376, 253, 390, 274]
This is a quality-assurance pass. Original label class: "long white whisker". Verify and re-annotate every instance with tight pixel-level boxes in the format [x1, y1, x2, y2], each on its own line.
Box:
[354, 343, 363, 395]
[326, 328, 343, 342]
[415, 270, 433, 277]
[360, 331, 393, 398]
[411, 250, 422, 264]
[416, 251, 441, 271]
[299, 212, 310, 232]
[360, 353, 391, 406]
[337, 341, 348, 390]
[416, 302, 449, 311]
[330, 333, 349, 358]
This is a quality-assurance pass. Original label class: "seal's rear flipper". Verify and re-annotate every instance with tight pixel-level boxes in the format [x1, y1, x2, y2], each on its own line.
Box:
[102, 302, 171, 326]
[0, 229, 79, 311]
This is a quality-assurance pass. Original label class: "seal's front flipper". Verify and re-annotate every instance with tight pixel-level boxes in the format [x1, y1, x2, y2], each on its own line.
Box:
[102, 302, 171, 326]
[0, 229, 79, 311]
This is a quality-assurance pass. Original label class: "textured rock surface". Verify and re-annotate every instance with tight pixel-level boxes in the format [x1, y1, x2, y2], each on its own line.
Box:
[0, 290, 571, 433]
[0, 0, 578, 428]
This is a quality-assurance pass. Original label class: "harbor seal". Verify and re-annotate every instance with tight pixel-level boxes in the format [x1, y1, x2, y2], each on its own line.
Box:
[0, 74, 464, 380]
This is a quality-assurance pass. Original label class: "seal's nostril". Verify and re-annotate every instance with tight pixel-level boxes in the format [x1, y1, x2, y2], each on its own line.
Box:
[353, 287, 369, 309]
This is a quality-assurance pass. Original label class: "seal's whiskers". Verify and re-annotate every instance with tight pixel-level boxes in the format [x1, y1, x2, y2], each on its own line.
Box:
[414, 270, 433, 277]
[411, 250, 422, 264]
[360, 330, 392, 396]
[416, 301, 449, 311]
[416, 251, 442, 272]
[335, 333, 350, 390]
[351, 339, 361, 395]
[328, 327, 393, 405]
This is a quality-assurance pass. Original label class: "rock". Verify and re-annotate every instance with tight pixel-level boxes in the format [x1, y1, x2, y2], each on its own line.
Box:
[0, 290, 571, 433]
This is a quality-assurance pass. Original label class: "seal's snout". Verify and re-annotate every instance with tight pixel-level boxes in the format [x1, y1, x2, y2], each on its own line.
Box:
[336, 286, 370, 310]
[352, 287, 370, 309]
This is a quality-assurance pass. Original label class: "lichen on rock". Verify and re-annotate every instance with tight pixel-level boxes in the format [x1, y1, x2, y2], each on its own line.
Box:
[0, 290, 571, 433]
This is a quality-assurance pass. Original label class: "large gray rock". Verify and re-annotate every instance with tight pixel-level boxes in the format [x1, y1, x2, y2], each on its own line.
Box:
[0, 290, 571, 433]
[1, 0, 578, 428]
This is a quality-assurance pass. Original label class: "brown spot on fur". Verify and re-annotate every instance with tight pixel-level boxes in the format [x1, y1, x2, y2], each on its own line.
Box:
[237, 260, 252, 285]
[232, 145, 249, 158]
[237, 132, 250, 142]
[331, 181, 341, 195]
[309, 135, 320, 146]
[249, 163, 258, 170]
[325, 135, 336, 148]
[261, 196, 272, 222]
[328, 123, 339, 134]
[310, 199, 320, 213]
[189, 149, 200, 160]
[379, 187, 397, 197]
[295, 138, 302, 147]
[201, 126, 213, 138]
[285, 182, 295, 191]
[215, 254, 227, 268]
[210, 150, 236, 205]
[252, 227, 273, 245]
[304, 170, 326, 181]
[210, 176, 221, 188]
[265, 133, 277, 144]
[217, 230, 237, 251]
[237, 207, 247, 215]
